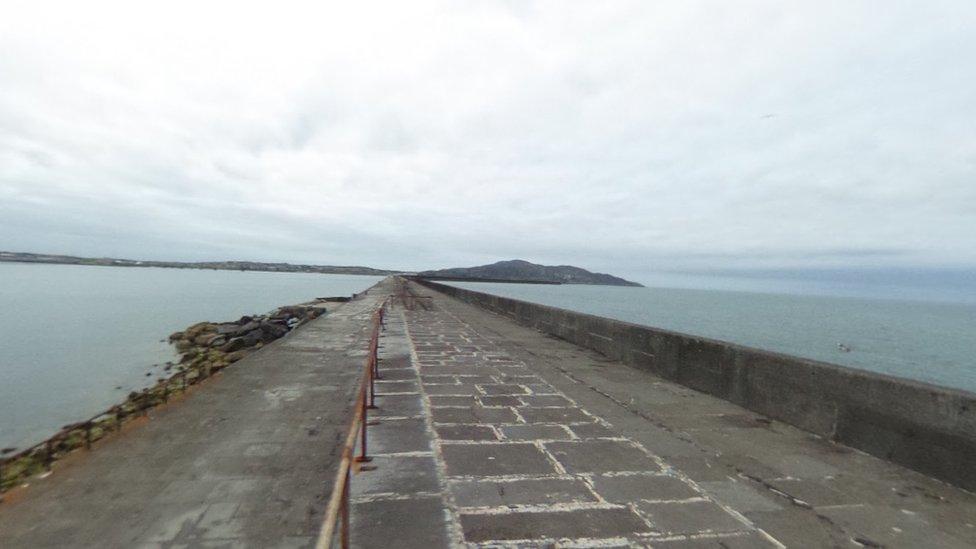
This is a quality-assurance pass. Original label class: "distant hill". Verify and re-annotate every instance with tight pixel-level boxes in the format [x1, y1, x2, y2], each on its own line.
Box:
[419, 259, 643, 287]
[0, 251, 396, 277]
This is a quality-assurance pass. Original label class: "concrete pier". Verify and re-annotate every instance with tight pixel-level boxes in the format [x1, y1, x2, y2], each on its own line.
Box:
[0, 283, 393, 547]
[2, 276, 975, 547]
[353, 280, 976, 547]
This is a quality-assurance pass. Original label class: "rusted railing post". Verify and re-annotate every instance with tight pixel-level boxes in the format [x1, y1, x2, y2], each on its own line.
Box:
[367, 356, 378, 410]
[340, 466, 351, 548]
[355, 383, 371, 463]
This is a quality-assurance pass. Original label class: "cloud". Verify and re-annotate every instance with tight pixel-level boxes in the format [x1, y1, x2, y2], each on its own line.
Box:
[1, 0, 975, 277]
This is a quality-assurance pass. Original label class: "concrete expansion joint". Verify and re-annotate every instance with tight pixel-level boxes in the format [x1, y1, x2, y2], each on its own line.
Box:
[472, 536, 635, 548]
[459, 501, 632, 515]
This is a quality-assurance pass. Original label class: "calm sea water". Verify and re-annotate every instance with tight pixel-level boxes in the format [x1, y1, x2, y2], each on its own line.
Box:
[0, 263, 381, 450]
[447, 278, 976, 394]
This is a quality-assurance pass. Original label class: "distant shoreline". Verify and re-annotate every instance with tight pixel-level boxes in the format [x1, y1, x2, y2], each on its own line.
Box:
[0, 251, 397, 277]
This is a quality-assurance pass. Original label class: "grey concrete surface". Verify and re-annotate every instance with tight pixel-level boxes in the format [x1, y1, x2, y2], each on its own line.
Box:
[416, 279, 976, 493]
[0, 282, 394, 548]
[349, 279, 976, 547]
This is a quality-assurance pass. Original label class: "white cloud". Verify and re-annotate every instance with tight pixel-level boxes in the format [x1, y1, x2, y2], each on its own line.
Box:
[1, 0, 975, 276]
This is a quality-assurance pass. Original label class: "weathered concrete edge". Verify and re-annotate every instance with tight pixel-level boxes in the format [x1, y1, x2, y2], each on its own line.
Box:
[414, 278, 976, 492]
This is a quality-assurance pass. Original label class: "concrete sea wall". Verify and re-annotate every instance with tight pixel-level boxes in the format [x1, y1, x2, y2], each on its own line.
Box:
[415, 279, 976, 492]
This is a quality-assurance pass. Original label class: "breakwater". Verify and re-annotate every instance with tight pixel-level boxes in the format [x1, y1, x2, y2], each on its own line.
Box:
[416, 278, 976, 492]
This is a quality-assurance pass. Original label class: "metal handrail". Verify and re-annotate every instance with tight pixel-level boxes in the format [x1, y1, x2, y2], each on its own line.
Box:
[316, 298, 388, 549]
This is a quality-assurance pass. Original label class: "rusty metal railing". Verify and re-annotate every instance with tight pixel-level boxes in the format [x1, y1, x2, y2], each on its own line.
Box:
[316, 297, 389, 549]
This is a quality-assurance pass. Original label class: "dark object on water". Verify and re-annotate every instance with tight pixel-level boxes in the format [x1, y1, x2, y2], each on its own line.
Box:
[838, 343, 852, 352]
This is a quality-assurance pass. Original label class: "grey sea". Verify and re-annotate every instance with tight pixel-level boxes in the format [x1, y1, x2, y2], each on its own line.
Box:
[447, 275, 976, 395]
[0, 262, 381, 450]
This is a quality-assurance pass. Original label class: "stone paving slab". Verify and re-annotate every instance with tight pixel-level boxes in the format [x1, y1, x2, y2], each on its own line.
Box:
[459, 507, 653, 542]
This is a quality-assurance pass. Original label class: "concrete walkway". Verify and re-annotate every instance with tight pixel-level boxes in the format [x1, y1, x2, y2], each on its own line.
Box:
[0, 283, 393, 548]
[350, 281, 976, 548]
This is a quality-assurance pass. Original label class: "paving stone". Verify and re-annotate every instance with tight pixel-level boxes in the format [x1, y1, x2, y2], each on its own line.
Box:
[460, 507, 651, 542]
[435, 424, 498, 441]
[377, 368, 417, 381]
[524, 382, 556, 393]
[478, 383, 530, 395]
[546, 440, 661, 473]
[370, 418, 432, 454]
[431, 406, 518, 424]
[479, 395, 523, 407]
[500, 424, 573, 441]
[519, 394, 574, 407]
[427, 395, 476, 407]
[350, 455, 441, 496]
[419, 374, 457, 383]
[424, 384, 478, 396]
[424, 365, 496, 376]
[697, 480, 783, 512]
[373, 393, 424, 416]
[373, 380, 419, 393]
[450, 478, 597, 507]
[519, 407, 592, 423]
[351, 496, 452, 549]
[455, 374, 497, 384]
[638, 501, 748, 535]
[442, 443, 557, 476]
[591, 474, 699, 503]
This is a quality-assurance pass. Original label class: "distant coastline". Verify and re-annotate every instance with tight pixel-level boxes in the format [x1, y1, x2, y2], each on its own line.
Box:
[0, 251, 397, 277]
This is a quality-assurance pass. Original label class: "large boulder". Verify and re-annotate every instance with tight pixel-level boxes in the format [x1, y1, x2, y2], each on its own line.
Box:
[259, 322, 288, 342]
[193, 333, 220, 346]
[214, 320, 261, 339]
[241, 329, 263, 347]
[220, 337, 246, 353]
[216, 323, 242, 336]
[185, 322, 215, 338]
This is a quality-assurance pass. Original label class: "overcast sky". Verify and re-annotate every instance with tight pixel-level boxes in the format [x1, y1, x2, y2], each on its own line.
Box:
[1, 1, 974, 280]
